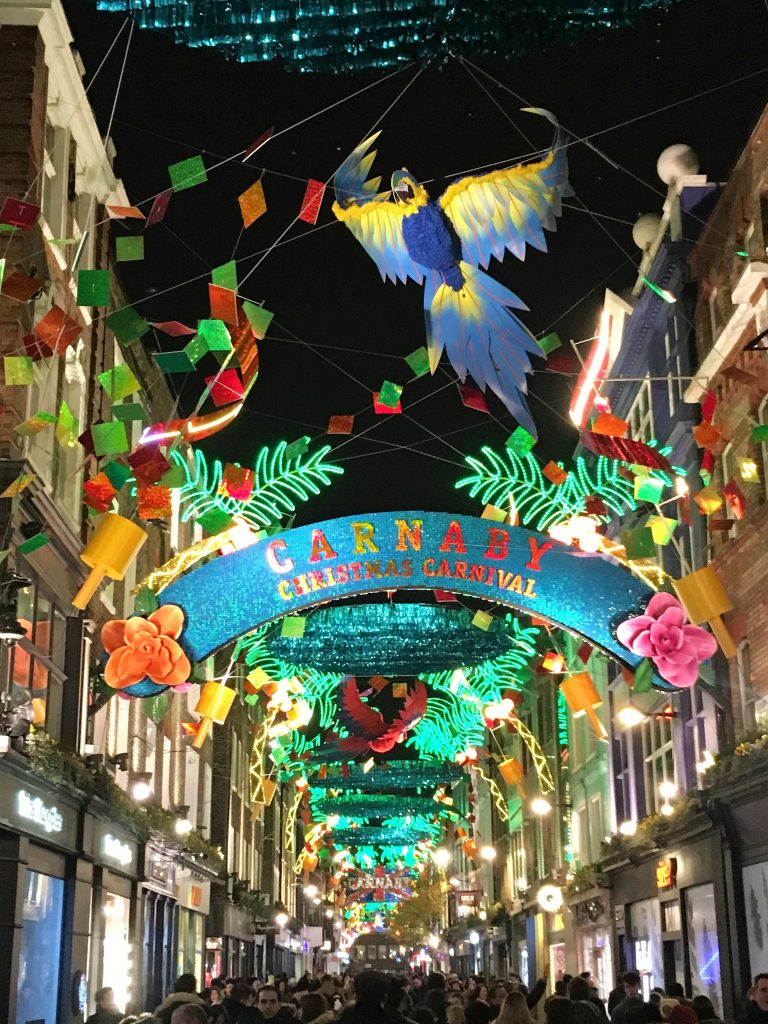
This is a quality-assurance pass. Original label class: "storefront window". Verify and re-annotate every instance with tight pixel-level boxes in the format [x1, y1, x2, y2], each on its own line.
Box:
[631, 898, 662, 998]
[743, 862, 768, 978]
[517, 941, 529, 987]
[16, 869, 65, 1024]
[549, 942, 566, 981]
[685, 884, 722, 1015]
[178, 909, 204, 983]
[102, 893, 133, 1014]
[579, 927, 614, 1001]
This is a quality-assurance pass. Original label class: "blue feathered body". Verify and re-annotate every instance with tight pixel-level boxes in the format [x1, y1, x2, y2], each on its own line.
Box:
[402, 201, 464, 290]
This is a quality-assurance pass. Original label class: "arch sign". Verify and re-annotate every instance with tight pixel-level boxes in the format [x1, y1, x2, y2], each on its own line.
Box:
[161, 510, 654, 671]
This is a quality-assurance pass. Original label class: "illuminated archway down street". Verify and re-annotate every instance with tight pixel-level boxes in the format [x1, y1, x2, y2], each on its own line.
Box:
[1, 0, 768, 1021]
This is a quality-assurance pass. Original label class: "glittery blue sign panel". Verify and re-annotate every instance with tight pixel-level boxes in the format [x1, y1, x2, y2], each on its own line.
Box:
[162, 511, 655, 668]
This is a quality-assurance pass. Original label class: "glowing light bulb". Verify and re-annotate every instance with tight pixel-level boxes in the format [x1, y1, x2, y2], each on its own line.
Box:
[616, 704, 646, 728]
[530, 797, 553, 816]
[659, 780, 677, 800]
[433, 848, 452, 869]
[479, 845, 497, 861]
[619, 820, 637, 836]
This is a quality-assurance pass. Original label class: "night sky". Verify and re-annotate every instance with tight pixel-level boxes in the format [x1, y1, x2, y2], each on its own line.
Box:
[63, 0, 768, 523]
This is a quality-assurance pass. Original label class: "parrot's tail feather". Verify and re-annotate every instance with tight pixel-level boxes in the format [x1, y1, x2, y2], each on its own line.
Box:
[424, 261, 540, 437]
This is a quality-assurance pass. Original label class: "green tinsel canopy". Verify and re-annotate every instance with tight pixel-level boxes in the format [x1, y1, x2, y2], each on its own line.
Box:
[267, 603, 521, 674]
[311, 793, 451, 819]
[295, 760, 464, 790]
[332, 824, 436, 846]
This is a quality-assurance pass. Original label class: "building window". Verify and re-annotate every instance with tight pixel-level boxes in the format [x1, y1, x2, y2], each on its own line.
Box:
[758, 396, 768, 499]
[628, 379, 654, 443]
[737, 640, 756, 733]
[589, 796, 603, 863]
[664, 325, 685, 416]
[720, 443, 739, 539]
[16, 870, 65, 1024]
[642, 713, 675, 813]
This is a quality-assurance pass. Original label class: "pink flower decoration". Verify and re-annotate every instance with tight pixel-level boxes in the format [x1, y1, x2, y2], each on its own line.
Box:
[616, 593, 717, 688]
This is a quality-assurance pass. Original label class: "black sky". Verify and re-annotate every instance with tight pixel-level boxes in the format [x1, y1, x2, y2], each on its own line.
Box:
[63, 0, 768, 522]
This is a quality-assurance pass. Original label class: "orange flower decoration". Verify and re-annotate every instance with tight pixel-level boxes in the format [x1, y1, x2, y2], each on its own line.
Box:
[102, 605, 191, 690]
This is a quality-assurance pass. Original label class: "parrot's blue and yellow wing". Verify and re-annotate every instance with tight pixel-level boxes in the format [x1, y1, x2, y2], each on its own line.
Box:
[438, 108, 572, 269]
[332, 133, 425, 286]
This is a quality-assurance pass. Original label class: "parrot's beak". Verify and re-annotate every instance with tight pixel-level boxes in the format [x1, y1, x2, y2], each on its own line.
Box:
[392, 171, 416, 204]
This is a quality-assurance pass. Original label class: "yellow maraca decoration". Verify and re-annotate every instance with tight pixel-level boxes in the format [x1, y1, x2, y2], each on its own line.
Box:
[72, 513, 147, 609]
[673, 566, 736, 659]
[192, 682, 236, 749]
[560, 672, 608, 739]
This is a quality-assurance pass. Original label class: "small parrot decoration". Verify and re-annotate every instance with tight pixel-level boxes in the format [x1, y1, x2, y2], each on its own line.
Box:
[332, 109, 572, 437]
[333, 676, 428, 755]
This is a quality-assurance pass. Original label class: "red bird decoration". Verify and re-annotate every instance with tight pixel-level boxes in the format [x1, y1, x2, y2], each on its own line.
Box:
[337, 676, 428, 754]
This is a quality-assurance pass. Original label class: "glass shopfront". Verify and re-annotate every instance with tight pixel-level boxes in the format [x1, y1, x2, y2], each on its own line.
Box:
[178, 908, 204, 981]
[742, 861, 768, 980]
[102, 892, 133, 1012]
[16, 869, 65, 1024]
[579, 926, 614, 1001]
[685, 884, 722, 1015]
[630, 898, 663, 998]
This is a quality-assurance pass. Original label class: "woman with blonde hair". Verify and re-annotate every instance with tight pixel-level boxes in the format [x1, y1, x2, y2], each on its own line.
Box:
[495, 992, 532, 1024]
[448, 1005, 467, 1024]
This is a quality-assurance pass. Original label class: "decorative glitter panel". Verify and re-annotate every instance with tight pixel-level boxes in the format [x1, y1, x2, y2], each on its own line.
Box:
[160, 511, 659, 673]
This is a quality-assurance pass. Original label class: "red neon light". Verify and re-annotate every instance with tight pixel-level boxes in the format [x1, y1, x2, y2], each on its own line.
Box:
[569, 310, 612, 428]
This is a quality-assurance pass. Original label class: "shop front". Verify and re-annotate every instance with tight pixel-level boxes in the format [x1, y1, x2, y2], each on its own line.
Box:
[718, 770, 768, 1000]
[569, 888, 615, 1002]
[0, 759, 87, 1024]
[83, 811, 141, 1016]
[207, 896, 256, 979]
[509, 910, 535, 985]
[141, 841, 179, 1010]
[606, 818, 730, 1016]
[176, 863, 212, 983]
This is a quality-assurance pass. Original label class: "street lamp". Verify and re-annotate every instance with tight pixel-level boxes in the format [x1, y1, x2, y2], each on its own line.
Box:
[616, 703, 646, 728]
[274, 910, 289, 929]
[530, 797, 553, 816]
[131, 773, 153, 802]
[433, 847, 451, 868]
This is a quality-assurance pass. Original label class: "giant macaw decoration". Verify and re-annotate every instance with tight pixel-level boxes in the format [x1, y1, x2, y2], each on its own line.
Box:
[332, 109, 571, 437]
[335, 676, 428, 755]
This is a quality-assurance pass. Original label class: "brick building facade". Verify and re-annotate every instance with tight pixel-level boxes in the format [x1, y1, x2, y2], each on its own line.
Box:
[687, 106, 768, 733]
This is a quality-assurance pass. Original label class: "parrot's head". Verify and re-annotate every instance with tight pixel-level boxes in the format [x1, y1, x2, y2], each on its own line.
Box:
[391, 169, 428, 210]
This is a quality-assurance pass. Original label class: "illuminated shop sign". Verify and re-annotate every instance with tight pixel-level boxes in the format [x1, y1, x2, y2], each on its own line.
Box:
[17, 790, 63, 834]
[162, 511, 657, 669]
[656, 857, 678, 891]
[103, 833, 133, 867]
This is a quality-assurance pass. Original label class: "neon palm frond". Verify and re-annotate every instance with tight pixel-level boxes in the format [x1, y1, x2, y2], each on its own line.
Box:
[455, 447, 640, 530]
[172, 440, 343, 530]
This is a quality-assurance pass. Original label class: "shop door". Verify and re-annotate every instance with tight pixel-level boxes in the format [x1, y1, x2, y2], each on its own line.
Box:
[663, 939, 684, 993]
[15, 869, 65, 1024]
[143, 891, 179, 1009]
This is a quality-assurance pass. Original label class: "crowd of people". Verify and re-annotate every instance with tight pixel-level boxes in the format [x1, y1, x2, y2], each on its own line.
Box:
[84, 966, 768, 1024]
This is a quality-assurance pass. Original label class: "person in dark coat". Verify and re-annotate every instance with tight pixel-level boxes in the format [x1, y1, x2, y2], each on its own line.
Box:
[425, 973, 448, 1024]
[568, 976, 606, 1024]
[611, 973, 645, 1024]
[742, 976, 768, 1024]
[339, 971, 391, 1024]
[87, 987, 124, 1024]
[238, 985, 296, 1024]
[155, 976, 208, 1024]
